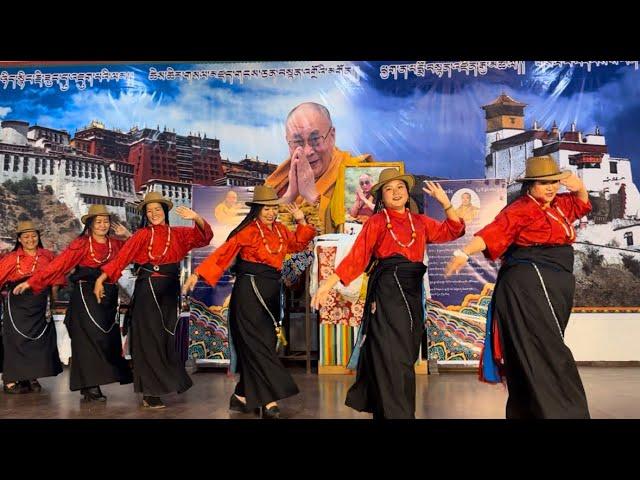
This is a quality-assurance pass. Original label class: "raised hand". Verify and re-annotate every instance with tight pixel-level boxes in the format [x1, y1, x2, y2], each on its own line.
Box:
[560, 173, 585, 192]
[280, 148, 302, 203]
[112, 221, 131, 239]
[175, 205, 199, 220]
[283, 203, 305, 223]
[296, 151, 319, 204]
[423, 181, 451, 208]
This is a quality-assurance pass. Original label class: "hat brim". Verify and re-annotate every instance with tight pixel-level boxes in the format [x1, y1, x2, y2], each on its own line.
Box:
[16, 228, 39, 235]
[138, 198, 174, 211]
[81, 212, 113, 224]
[371, 174, 416, 194]
[245, 199, 282, 207]
[515, 170, 571, 182]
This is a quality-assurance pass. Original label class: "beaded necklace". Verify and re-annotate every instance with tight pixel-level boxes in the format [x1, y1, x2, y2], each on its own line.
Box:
[148, 225, 171, 261]
[16, 251, 39, 276]
[254, 219, 284, 254]
[527, 193, 575, 240]
[89, 235, 112, 264]
[383, 208, 417, 248]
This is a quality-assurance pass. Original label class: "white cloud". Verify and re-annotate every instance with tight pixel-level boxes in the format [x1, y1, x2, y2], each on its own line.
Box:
[35, 61, 366, 165]
[0, 106, 12, 118]
[27, 61, 639, 177]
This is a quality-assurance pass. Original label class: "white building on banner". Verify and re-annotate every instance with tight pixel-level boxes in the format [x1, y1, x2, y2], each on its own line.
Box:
[0, 120, 139, 225]
[482, 94, 640, 250]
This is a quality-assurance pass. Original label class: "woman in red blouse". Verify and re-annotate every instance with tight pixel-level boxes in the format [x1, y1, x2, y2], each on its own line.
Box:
[183, 185, 316, 419]
[13, 205, 133, 401]
[445, 156, 591, 419]
[93, 192, 213, 409]
[312, 169, 465, 419]
[0, 221, 64, 394]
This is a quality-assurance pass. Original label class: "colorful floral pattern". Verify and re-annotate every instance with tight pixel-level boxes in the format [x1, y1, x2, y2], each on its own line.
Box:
[316, 245, 365, 327]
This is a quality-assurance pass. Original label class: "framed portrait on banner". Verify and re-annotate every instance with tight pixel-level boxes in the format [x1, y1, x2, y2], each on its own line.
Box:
[336, 162, 404, 235]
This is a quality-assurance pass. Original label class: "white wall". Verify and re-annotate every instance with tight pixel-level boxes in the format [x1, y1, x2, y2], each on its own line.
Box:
[485, 128, 523, 156]
[487, 138, 542, 183]
[614, 226, 640, 249]
[615, 159, 640, 218]
[565, 313, 640, 361]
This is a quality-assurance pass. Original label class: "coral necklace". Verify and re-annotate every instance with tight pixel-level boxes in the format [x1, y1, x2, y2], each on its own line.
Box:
[383, 208, 417, 248]
[16, 251, 39, 276]
[254, 219, 284, 254]
[89, 236, 112, 264]
[148, 225, 171, 261]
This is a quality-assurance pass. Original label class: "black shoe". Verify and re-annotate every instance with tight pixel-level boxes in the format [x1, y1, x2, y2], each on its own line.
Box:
[3, 382, 29, 394]
[261, 405, 281, 419]
[229, 394, 251, 413]
[142, 395, 166, 409]
[95, 386, 106, 399]
[18, 380, 32, 392]
[28, 380, 42, 393]
[81, 386, 106, 402]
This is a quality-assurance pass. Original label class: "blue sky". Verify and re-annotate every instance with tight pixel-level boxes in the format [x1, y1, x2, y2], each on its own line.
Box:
[1, 61, 639, 185]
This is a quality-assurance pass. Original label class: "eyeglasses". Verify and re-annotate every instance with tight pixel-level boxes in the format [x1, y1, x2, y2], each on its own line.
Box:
[359, 180, 371, 186]
[287, 126, 333, 149]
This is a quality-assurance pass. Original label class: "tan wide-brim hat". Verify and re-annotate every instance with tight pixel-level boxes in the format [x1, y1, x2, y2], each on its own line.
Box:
[16, 220, 39, 235]
[81, 204, 113, 224]
[245, 185, 282, 206]
[371, 168, 415, 194]
[138, 191, 174, 211]
[516, 155, 571, 182]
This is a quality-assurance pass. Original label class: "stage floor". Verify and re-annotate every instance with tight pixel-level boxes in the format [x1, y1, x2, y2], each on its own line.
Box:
[1, 366, 638, 419]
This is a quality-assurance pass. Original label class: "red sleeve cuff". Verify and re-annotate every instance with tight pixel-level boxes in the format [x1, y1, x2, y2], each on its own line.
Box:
[195, 262, 225, 287]
[334, 262, 354, 287]
[101, 263, 121, 283]
[298, 223, 317, 243]
[28, 277, 47, 295]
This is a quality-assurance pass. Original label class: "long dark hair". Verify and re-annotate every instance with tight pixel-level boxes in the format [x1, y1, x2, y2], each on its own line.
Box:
[373, 180, 412, 213]
[139, 203, 171, 229]
[13, 231, 44, 251]
[227, 204, 262, 241]
[519, 180, 534, 197]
